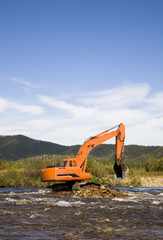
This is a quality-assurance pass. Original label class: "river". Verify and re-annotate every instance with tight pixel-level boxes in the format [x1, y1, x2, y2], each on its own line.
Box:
[0, 187, 162, 240]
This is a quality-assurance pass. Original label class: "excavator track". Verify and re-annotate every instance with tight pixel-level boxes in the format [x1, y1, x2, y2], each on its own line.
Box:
[47, 181, 76, 191]
[47, 181, 101, 192]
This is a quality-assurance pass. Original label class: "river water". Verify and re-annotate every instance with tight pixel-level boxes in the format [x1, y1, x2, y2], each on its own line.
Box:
[0, 187, 162, 240]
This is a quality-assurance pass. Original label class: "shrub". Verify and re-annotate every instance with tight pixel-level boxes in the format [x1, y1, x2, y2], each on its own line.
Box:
[0, 158, 6, 170]
[145, 157, 163, 172]
[0, 154, 66, 187]
[130, 178, 142, 187]
[87, 156, 108, 178]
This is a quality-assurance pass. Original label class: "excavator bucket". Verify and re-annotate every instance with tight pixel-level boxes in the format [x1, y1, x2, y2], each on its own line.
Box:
[114, 162, 128, 179]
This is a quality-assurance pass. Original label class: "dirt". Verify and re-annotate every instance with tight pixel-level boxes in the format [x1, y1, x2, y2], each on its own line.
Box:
[73, 184, 127, 198]
[48, 176, 163, 198]
[50, 183, 127, 198]
[140, 176, 163, 187]
[112, 175, 163, 187]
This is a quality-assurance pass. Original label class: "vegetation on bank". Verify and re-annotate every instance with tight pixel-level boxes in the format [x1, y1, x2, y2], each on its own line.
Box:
[0, 155, 64, 188]
[0, 155, 162, 188]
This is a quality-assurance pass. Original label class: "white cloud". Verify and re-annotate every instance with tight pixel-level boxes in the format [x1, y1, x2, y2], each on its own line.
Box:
[35, 82, 163, 145]
[1, 82, 163, 146]
[10, 102, 43, 115]
[27, 119, 55, 130]
[37, 83, 151, 127]
[145, 92, 163, 114]
[0, 97, 8, 112]
[0, 97, 43, 115]
[0, 126, 30, 136]
[127, 117, 163, 146]
[38, 95, 96, 119]
[81, 82, 150, 109]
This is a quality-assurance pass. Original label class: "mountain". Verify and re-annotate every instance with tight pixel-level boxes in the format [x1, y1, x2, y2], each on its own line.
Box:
[0, 134, 163, 162]
[0, 135, 68, 161]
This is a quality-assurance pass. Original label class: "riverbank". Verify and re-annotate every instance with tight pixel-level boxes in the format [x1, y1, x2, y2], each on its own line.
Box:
[140, 176, 163, 187]
[0, 173, 162, 188]
[111, 175, 163, 187]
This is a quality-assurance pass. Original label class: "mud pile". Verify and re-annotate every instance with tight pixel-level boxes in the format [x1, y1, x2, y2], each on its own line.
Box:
[50, 182, 127, 198]
[73, 184, 127, 198]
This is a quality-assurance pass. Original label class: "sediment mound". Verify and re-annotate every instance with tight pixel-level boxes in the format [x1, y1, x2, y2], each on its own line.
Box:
[49, 182, 127, 198]
[73, 183, 127, 198]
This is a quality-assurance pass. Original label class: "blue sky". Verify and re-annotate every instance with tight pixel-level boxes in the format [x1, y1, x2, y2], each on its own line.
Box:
[0, 0, 163, 146]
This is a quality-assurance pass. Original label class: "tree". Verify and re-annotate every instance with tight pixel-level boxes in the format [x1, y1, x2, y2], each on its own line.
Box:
[145, 157, 163, 172]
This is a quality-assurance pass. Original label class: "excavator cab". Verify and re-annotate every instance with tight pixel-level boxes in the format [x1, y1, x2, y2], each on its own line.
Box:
[63, 159, 76, 167]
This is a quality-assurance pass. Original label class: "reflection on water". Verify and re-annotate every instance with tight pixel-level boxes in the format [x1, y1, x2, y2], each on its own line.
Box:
[0, 187, 162, 240]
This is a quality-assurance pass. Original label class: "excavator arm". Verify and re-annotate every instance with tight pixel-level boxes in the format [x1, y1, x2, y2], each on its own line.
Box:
[75, 123, 127, 178]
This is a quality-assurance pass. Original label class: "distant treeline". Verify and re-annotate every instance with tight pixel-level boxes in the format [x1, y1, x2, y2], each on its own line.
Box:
[0, 134, 163, 162]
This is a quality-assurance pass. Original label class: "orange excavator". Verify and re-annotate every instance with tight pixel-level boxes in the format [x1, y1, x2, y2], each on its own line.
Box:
[41, 123, 128, 190]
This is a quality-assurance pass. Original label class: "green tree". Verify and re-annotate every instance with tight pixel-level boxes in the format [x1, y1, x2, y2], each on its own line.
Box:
[145, 157, 163, 172]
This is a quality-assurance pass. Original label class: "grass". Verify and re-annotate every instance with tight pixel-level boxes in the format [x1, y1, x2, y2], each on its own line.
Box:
[0, 155, 162, 188]
[0, 155, 67, 188]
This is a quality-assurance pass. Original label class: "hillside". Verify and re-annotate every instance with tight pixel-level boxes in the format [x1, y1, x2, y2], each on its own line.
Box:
[0, 134, 163, 162]
[0, 135, 68, 161]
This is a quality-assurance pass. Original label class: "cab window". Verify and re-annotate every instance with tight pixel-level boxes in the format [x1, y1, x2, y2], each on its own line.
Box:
[69, 161, 72, 167]
[63, 161, 67, 167]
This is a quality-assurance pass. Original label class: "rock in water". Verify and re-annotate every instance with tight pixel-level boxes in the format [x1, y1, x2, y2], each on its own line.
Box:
[64, 232, 73, 237]
[16, 200, 27, 205]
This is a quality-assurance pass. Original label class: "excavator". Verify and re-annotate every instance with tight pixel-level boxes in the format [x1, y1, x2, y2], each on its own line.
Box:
[41, 123, 128, 190]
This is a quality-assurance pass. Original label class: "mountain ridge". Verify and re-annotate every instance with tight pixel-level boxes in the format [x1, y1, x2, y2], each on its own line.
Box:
[0, 134, 162, 162]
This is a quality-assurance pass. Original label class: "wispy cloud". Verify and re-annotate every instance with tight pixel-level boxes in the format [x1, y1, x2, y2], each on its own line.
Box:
[10, 77, 41, 89]
[0, 97, 43, 115]
[80, 82, 150, 109]
[10, 102, 43, 115]
[38, 95, 95, 119]
[38, 82, 151, 124]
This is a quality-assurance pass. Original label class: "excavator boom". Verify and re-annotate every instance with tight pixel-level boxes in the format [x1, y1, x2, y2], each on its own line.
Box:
[41, 123, 128, 183]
